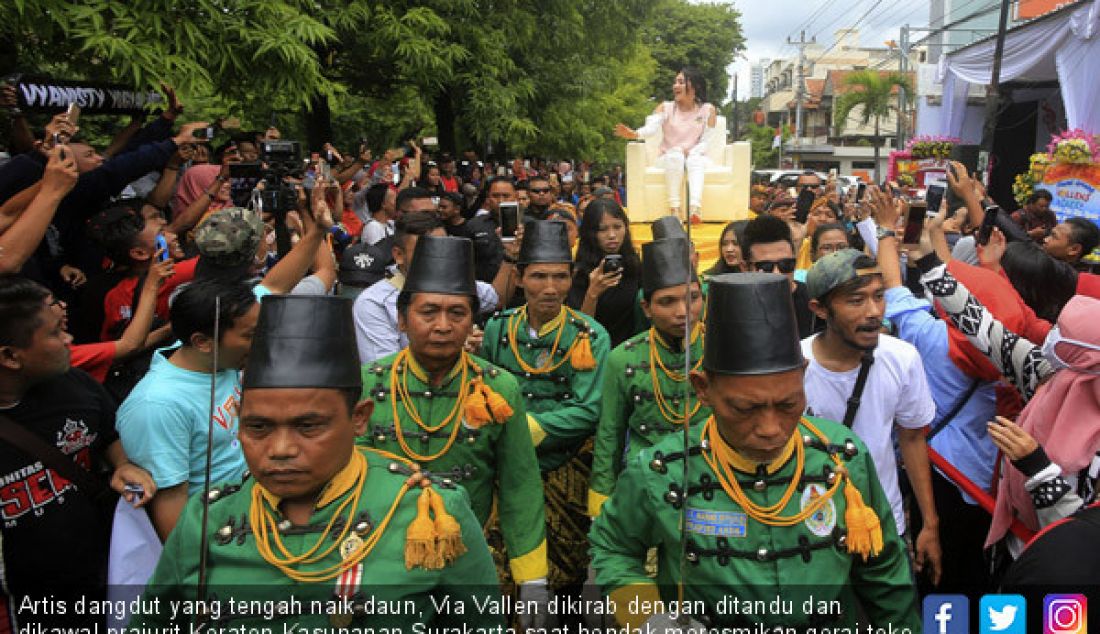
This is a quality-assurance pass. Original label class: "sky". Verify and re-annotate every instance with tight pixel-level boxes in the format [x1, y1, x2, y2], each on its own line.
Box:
[724, 0, 933, 100]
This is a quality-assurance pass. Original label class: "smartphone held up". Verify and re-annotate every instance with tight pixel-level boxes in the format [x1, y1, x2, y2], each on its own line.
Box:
[498, 202, 521, 241]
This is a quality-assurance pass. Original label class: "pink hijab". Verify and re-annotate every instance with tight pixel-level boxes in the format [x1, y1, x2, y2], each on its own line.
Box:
[986, 294, 1100, 546]
[172, 164, 221, 218]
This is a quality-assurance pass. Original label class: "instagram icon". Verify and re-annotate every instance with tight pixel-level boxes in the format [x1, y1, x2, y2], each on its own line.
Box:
[1045, 594, 1087, 634]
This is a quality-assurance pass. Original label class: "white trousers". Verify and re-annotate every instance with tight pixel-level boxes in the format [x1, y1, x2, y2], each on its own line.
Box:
[658, 147, 710, 209]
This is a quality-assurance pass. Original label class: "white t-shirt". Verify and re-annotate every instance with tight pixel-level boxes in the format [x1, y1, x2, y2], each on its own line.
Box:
[800, 333, 936, 535]
[361, 218, 395, 245]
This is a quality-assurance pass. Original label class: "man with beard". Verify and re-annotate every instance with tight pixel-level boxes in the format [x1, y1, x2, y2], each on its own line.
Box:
[801, 249, 942, 585]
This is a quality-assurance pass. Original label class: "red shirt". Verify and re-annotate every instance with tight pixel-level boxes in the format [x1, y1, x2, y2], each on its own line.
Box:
[441, 175, 459, 193]
[100, 257, 198, 341]
[69, 342, 117, 383]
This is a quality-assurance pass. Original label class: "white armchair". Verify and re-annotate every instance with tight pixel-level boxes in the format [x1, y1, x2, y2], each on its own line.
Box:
[625, 115, 751, 223]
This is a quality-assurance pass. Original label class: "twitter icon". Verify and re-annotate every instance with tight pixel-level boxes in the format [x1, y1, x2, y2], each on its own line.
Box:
[981, 594, 1026, 634]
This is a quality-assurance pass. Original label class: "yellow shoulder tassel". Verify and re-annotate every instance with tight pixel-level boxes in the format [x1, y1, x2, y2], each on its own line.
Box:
[405, 487, 439, 570]
[842, 474, 883, 561]
[570, 331, 597, 370]
[464, 380, 493, 428]
[428, 487, 467, 565]
[483, 383, 514, 421]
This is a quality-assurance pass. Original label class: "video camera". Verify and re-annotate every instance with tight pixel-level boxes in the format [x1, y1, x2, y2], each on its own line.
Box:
[229, 140, 303, 217]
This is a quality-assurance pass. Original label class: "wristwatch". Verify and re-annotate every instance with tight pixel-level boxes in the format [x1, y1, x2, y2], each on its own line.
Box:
[876, 226, 897, 240]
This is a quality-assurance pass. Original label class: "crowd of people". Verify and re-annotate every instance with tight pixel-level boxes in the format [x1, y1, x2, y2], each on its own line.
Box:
[1, 79, 1099, 632]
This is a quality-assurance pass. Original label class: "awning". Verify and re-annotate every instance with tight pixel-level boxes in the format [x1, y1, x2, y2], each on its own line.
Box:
[935, 0, 1100, 137]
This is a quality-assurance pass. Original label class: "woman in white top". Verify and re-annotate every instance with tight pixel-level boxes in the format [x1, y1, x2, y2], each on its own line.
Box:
[615, 67, 717, 224]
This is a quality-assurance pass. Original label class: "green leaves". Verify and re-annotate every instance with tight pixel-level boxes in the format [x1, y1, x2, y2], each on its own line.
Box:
[3, 0, 744, 164]
[833, 70, 912, 133]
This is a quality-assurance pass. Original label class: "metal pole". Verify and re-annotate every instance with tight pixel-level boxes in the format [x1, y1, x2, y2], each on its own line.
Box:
[897, 25, 910, 151]
[979, 0, 1012, 175]
[732, 74, 740, 141]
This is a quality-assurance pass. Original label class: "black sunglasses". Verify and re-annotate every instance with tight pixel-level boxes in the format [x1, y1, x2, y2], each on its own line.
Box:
[753, 258, 796, 274]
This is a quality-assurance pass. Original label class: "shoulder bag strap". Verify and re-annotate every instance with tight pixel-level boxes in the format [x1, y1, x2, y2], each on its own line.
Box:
[926, 379, 981, 442]
[0, 413, 109, 499]
[841, 351, 876, 428]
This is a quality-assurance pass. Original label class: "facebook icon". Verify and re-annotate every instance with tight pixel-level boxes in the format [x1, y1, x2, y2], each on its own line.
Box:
[924, 595, 970, 634]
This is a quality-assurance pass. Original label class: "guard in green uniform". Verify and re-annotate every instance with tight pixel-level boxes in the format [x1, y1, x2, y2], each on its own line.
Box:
[133, 295, 503, 629]
[356, 236, 548, 601]
[589, 273, 919, 631]
[480, 220, 610, 592]
[588, 237, 710, 517]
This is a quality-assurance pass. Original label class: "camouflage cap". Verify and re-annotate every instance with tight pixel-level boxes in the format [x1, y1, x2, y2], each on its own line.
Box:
[806, 248, 881, 300]
[195, 207, 265, 267]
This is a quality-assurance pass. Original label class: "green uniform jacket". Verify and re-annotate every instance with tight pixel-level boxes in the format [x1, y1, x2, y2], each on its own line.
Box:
[588, 329, 710, 517]
[589, 416, 919, 631]
[358, 352, 547, 583]
[480, 307, 611, 472]
[132, 448, 503, 630]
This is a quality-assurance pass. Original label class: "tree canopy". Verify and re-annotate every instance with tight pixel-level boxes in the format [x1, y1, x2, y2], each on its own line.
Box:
[1, 0, 745, 164]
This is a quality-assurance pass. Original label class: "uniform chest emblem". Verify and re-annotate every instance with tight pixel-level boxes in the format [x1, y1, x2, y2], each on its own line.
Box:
[801, 484, 836, 537]
[685, 508, 746, 538]
[535, 349, 551, 367]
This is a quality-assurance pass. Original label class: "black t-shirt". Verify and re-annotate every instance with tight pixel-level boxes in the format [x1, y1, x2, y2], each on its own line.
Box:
[0, 369, 118, 597]
[568, 270, 643, 348]
[461, 214, 504, 283]
[792, 280, 824, 339]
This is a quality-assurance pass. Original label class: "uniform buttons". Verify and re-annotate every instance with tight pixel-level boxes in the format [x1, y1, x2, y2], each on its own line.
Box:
[843, 441, 858, 457]
[419, 433, 430, 443]
[466, 436, 477, 445]
[373, 366, 384, 375]
[663, 490, 681, 505]
[524, 372, 532, 379]
[355, 521, 371, 535]
[217, 526, 233, 539]
[424, 391, 433, 399]
[278, 519, 293, 532]
[388, 462, 401, 473]
[489, 368, 500, 378]
[686, 551, 699, 563]
[525, 393, 535, 400]
[638, 424, 649, 434]
[753, 480, 767, 492]
[633, 395, 641, 403]
[803, 434, 814, 446]
[649, 458, 667, 474]
[625, 367, 635, 378]
[374, 432, 387, 443]
[756, 548, 768, 561]
[207, 488, 221, 502]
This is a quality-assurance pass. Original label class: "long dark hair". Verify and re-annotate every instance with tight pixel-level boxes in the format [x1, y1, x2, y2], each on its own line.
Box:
[1001, 241, 1077, 322]
[706, 221, 745, 275]
[574, 199, 640, 284]
[679, 66, 707, 105]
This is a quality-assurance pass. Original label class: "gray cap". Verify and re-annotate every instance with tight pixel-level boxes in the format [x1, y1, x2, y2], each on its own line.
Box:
[805, 248, 881, 300]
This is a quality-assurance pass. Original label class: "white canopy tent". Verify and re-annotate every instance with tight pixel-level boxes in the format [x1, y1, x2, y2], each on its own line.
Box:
[933, 0, 1100, 138]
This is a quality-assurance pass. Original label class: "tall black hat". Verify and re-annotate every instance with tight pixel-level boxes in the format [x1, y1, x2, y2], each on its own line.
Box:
[243, 295, 361, 390]
[642, 238, 697, 296]
[651, 216, 687, 241]
[703, 273, 804, 375]
[518, 220, 571, 264]
[404, 235, 476, 296]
